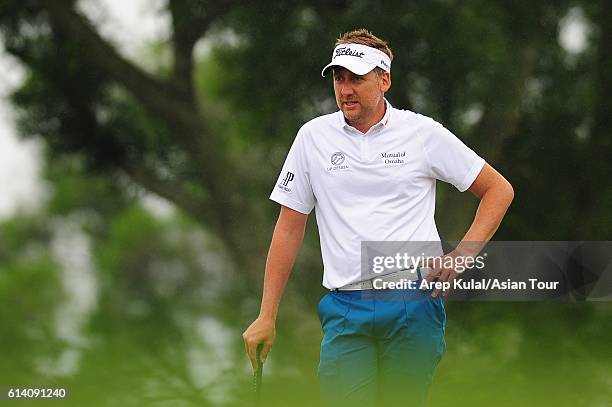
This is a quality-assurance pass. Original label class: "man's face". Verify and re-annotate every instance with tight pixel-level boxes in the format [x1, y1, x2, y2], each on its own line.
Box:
[333, 67, 391, 128]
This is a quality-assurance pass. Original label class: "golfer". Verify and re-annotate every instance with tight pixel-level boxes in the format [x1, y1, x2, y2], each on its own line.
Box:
[243, 29, 514, 406]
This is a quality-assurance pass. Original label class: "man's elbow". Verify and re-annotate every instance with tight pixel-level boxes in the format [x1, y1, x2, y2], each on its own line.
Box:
[499, 178, 514, 208]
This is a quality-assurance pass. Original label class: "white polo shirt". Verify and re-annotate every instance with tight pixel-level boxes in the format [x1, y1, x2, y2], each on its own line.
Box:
[270, 100, 485, 289]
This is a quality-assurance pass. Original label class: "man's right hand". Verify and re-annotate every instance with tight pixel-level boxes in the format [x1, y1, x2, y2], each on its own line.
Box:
[242, 316, 276, 370]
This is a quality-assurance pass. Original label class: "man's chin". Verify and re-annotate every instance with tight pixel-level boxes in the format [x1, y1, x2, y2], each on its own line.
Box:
[342, 110, 360, 122]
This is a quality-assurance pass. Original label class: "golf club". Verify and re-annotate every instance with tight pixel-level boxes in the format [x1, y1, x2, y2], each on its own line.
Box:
[253, 343, 264, 406]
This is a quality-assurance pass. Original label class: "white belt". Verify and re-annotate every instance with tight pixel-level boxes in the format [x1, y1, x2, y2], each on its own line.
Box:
[335, 267, 432, 291]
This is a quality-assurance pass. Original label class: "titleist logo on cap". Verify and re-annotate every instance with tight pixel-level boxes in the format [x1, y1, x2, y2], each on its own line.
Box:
[334, 47, 365, 59]
[321, 43, 391, 76]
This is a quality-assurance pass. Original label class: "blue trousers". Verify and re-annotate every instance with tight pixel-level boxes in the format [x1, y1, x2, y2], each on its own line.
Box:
[317, 282, 446, 407]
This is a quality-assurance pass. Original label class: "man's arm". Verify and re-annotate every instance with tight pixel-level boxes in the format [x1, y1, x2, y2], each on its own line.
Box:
[427, 163, 514, 297]
[463, 163, 515, 240]
[242, 205, 308, 368]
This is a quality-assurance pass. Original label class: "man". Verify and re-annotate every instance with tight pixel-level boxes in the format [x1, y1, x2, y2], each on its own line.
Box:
[243, 29, 514, 406]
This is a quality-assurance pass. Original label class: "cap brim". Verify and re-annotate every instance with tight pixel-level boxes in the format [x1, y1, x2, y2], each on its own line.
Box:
[321, 56, 376, 77]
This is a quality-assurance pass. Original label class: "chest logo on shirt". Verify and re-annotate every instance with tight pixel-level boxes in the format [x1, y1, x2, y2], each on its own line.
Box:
[330, 152, 345, 165]
[381, 151, 406, 164]
[327, 151, 349, 172]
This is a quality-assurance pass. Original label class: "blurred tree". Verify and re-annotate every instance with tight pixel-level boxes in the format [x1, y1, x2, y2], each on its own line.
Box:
[0, 155, 244, 406]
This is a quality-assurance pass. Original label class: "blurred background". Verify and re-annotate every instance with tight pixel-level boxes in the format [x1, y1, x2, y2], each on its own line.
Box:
[0, 0, 610, 406]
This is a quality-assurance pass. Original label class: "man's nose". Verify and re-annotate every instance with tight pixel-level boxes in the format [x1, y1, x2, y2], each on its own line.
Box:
[340, 84, 354, 95]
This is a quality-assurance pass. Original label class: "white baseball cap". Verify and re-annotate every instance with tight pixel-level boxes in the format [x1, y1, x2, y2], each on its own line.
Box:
[321, 43, 392, 77]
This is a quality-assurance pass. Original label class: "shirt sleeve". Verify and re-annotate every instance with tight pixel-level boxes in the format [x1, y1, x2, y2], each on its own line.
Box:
[269, 128, 316, 214]
[422, 120, 485, 192]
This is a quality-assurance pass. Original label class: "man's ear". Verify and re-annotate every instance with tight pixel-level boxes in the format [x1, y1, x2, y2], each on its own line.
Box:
[380, 72, 391, 92]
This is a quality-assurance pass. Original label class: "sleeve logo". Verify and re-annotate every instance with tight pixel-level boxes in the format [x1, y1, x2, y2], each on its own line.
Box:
[277, 171, 295, 192]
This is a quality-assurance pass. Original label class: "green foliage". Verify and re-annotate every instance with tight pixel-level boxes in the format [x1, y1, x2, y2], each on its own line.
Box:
[0, 215, 61, 384]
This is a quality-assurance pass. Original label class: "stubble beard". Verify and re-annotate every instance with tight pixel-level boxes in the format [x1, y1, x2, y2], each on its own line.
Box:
[342, 100, 375, 128]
